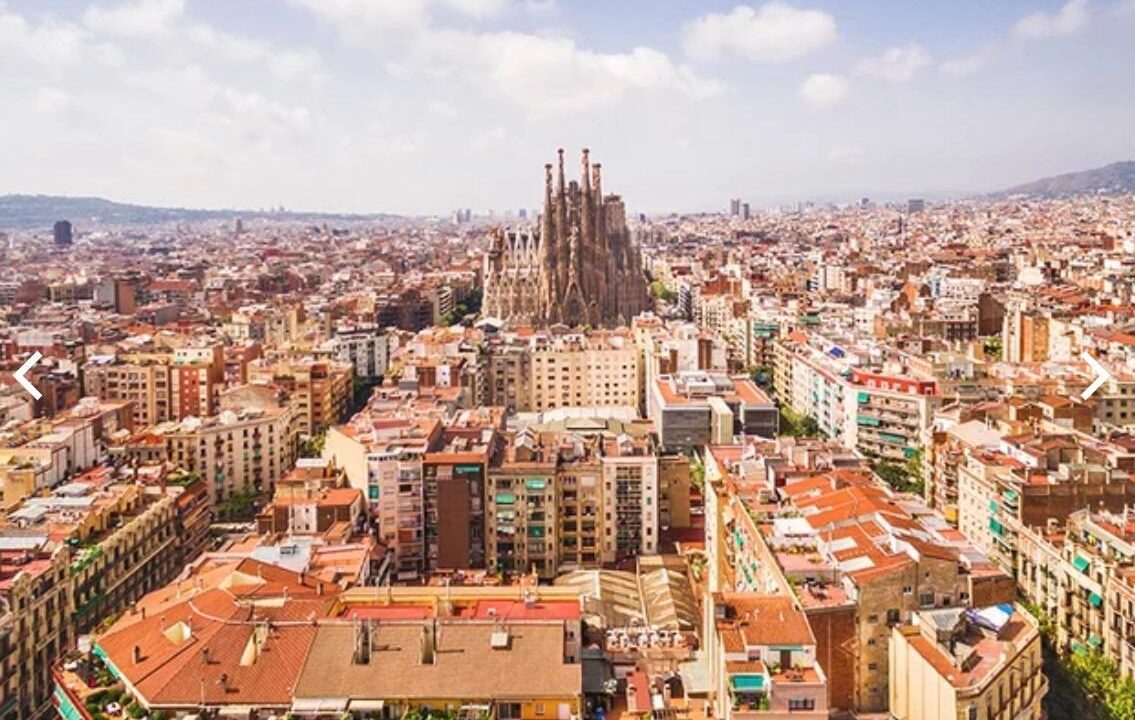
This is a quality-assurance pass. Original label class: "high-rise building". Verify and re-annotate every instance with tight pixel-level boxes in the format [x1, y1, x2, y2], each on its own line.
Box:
[52, 219, 72, 246]
[482, 148, 649, 327]
[729, 198, 741, 216]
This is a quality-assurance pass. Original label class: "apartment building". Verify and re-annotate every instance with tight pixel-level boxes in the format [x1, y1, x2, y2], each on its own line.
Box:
[247, 357, 353, 435]
[956, 428, 1135, 574]
[773, 332, 939, 462]
[889, 605, 1046, 720]
[708, 594, 829, 720]
[123, 387, 302, 504]
[325, 415, 442, 580]
[331, 323, 392, 380]
[1013, 506, 1135, 676]
[82, 342, 225, 427]
[484, 329, 642, 413]
[649, 371, 777, 451]
[702, 441, 1015, 716]
[0, 398, 132, 509]
[424, 413, 500, 573]
[486, 427, 661, 577]
[0, 536, 70, 720]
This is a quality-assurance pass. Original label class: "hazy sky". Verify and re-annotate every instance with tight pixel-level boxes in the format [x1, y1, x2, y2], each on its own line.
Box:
[2, 0, 1134, 215]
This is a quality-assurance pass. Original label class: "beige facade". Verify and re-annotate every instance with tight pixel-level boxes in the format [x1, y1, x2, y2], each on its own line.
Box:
[889, 605, 1045, 720]
[484, 331, 641, 413]
[248, 358, 353, 435]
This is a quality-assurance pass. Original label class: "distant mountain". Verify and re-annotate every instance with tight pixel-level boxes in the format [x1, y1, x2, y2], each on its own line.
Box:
[989, 161, 1135, 200]
[0, 194, 399, 230]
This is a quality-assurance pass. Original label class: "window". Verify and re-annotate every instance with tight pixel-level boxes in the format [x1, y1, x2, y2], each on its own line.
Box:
[498, 704, 521, 720]
[867, 614, 879, 624]
[787, 699, 815, 711]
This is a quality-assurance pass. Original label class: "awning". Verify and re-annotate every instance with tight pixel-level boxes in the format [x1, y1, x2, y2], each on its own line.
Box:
[989, 518, 1005, 536]
[525, 478, 548, 490]
[1089, 634, 1103, 648]
[292, 699, 349, 714]
[349, 700, 386, 711]
[495, 493, 516, 505]
[1089, 592, 1103, 608]
[1073, 556, 1090, 573]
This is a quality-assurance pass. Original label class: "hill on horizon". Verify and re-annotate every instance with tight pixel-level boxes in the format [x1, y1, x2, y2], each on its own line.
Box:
[0, 194, 399, 231]
[988, 160, 1135, 200]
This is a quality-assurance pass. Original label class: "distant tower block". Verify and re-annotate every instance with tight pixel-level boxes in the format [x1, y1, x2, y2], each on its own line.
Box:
[53, 220, 73, 246]
[482, 148, 650, 328]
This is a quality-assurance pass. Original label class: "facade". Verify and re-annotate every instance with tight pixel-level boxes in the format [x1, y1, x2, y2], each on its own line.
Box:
[708, 594, 829, 720]
[484, 329, 642, 414]
[486, 428, 660, 577]
[325, 417, 442, 580]
[332, 324, 391, 380]
[247, 357, 353, 435]
[889, 605, 1046, 720]
[482, 149, 649, 328]
[650, 372, 778, 451]
[124, 393, 302, 504]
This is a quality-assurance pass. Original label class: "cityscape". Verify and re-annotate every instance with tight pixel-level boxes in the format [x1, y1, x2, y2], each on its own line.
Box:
[2, 3, 1135, 720]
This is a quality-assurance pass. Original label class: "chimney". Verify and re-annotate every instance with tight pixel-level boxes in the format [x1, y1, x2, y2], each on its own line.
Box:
[132, 645, 143, 664]
[420, 621, 437, 665]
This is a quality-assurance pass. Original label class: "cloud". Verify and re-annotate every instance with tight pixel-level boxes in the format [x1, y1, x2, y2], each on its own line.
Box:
[682, 2, 837, 63]
[799, 73, 848, 108]
[289, 1, 723, 115]
[83, 0, 185, 37]
[939, 54, 984, 77]
[856, 44, 931, 83]
[0, 4, 93, 68]
[435, 30, 723, 114]
[1011, 0, 1090, 40]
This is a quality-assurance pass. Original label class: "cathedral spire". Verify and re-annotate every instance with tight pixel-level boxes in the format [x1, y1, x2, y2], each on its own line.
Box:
[581, 148, 591, 194]
[556, 148, 566, 196]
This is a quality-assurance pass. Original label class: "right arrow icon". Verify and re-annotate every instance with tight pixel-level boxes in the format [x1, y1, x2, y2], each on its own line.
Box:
[1081, 351, 1112, 400]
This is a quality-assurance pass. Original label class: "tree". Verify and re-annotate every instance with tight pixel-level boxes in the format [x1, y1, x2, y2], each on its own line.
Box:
[778, 406, 821, 438]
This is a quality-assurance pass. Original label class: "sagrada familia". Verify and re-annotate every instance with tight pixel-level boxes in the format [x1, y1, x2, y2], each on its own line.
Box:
[482, 148, 650, 328]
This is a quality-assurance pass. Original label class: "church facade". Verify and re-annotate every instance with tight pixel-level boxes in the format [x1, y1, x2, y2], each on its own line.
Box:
[482, 148, 650, 328]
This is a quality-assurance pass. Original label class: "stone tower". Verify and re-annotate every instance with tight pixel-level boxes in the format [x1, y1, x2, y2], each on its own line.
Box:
[483, 148, 649, 327]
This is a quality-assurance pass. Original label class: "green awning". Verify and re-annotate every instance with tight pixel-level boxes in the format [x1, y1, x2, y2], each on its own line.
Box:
[1089, 634, 1103, 648]
[731, 675, 765, 691]
[989, 499, 1000, 513]
[1071, 641, 1087, 655]
[857, 415, 880, 427]
[990, 518, 1005, 536]
[528, 526, 545, 538]
[1002, 489, 1019, 502]
[1089, 592, 1103, 608]
[495, 493, 516, 505]
[857, 392, 870, 403]
[1073, 556, 1090, 573]
[525, 478, 547, 490]
[880, 432, 905, 444]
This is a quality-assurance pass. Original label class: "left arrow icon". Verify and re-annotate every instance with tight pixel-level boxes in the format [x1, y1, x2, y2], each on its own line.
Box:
[14, 351, 42, 400]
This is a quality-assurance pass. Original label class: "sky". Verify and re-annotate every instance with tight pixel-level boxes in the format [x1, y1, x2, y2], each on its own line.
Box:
[1, 0, 1134, 216]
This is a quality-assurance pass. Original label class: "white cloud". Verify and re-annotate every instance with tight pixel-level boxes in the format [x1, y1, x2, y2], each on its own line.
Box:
[35, 87, 71, 116]
[290, 0, 723, 115]
[436, 30, 723, 114]
[0, 4, 92, 68]
[682, 2, 837, 63]
[939, 54, 984, 77]
[1011, 0, 1090, 40]
[799, 73, 848, 108]
[83, 0, 185, 37]
[856, 44, 931, 83]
